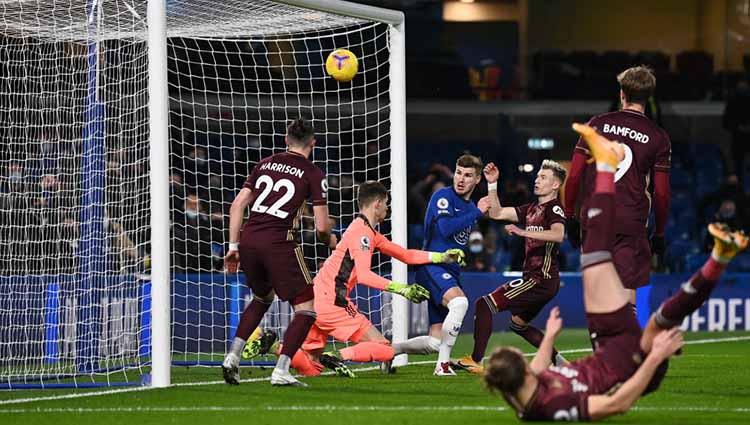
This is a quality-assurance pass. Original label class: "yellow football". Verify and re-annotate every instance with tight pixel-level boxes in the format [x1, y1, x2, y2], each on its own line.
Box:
[325, 49, 358, 82]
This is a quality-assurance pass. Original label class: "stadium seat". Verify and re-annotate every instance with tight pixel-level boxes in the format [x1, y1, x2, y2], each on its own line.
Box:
[564, 251, 580, 272]
[728, 254, 750, 273]
[492, 250, 512, 272]
[685, 252, 709, 271]
[670, 169, 692, 190]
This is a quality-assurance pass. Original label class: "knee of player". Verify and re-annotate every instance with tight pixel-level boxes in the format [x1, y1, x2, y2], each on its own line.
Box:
[509, 317, 528, 333]
[447, 296, 469, 315]
[427, 336, 441, 352]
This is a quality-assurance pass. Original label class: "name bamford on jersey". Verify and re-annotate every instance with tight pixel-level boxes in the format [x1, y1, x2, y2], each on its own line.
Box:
[601, 123, 650, 143]
[259, 162, 305, 178]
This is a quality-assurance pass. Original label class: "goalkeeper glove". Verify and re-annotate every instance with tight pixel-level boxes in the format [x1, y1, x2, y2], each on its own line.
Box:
[430, 248, 466, 267]
[385, 281, 430, 303]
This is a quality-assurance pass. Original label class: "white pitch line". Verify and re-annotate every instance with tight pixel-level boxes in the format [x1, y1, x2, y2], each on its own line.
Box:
[1, 334, 747, 406]
[2, 405, 750, 415]
[0, 405, 507, 414]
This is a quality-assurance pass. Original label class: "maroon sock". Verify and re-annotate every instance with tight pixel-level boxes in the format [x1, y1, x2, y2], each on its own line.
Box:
[656, 264, 722, 328]
[580, 193, 616, 268]
[471, 297, 494, 363]
[510, 321, 559, 362]
[235, 298, 272, 340]
[280, 311, 317, 358]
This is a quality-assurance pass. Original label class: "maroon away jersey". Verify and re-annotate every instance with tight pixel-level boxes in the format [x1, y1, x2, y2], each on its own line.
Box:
[519, 365, 592, 421]
[575, 109, 671, 235]
[242, 151, 327, 243]
[514, 199, 566, 281]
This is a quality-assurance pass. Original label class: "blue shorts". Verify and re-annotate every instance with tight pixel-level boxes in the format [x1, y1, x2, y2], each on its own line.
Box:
[415, 265, 461, 325]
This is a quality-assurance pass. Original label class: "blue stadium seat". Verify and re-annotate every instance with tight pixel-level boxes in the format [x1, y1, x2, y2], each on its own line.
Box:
[408, 224, 424, 249]
[670, 190, 692, 217]
[728, 254, 750, 273]
[668, 239, 700, 271]
[564, 251, 580, 272]
[684, 252, 709, 271]
[670, 168, 692, 190]
[493, 251, 512, 272]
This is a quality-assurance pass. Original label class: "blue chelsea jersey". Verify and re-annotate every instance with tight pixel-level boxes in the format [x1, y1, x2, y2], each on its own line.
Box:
[422, 187, 483, 274]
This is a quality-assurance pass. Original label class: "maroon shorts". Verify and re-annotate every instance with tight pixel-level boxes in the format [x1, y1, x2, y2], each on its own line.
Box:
[575, 303, 643, 394]
[239, 239, 313, 302]
[612, 233, 651, 289]
[486, 276, 560, 323]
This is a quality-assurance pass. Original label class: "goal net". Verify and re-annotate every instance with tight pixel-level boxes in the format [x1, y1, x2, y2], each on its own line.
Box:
[0, 0, 405, 389]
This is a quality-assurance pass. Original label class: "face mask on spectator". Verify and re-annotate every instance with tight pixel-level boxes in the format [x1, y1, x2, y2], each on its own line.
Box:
[186, 209, 200, 219]
[469, 243, 483, 254]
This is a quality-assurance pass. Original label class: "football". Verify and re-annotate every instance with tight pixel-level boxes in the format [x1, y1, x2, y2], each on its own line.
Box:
[325, 48, 358, 82]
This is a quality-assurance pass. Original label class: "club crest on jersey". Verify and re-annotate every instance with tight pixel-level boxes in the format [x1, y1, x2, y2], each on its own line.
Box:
[360, 236, 371, 251]
[453, 227, 471, 245]
[552, 205, 565, 218]
[436, 197, 449, 209]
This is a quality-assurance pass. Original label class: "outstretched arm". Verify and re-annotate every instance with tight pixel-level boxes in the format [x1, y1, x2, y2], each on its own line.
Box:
[377, 237, 432, 265]
[587, 328, 683, 421]
[436, 205, 485, 237]
[529, 307, 562, 374]
[505, 222, 565, 243]
[483, 162, 519, 222]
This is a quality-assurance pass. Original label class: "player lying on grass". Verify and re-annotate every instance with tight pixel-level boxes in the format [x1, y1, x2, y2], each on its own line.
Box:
[482, 123, 748, 421]
[454, 160, 568, 375]
[244, 180, 465, 377]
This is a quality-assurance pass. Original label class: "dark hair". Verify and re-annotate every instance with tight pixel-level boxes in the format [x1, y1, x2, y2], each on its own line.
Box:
[484, 347, 527, 395]
[456, 154, 483, 176]
[286, 117, 315, 146]
[617, 66, 656, 104]
[540, 159, 567, 185]
[357, 181, 388, 208]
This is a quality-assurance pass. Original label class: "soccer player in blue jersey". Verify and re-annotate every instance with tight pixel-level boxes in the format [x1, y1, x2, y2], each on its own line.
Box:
[393, 154, 490, 375]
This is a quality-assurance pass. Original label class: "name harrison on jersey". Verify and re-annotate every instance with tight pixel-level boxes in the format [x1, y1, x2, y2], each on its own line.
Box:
[259, 161, 306, 178]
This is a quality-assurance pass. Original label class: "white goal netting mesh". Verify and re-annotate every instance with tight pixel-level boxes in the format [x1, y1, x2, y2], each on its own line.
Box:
[0, 0, 394, 388]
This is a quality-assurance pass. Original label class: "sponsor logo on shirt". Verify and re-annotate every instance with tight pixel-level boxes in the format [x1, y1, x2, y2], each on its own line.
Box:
[552, 205, 565, 218]
[454, 226, 471, 245]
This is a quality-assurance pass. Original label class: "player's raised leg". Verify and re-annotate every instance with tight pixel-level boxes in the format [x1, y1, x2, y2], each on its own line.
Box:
[572, 123, 629, 314]
[641, 223, 748, 352]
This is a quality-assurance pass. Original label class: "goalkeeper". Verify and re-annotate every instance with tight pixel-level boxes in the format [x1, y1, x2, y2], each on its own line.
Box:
[245, 181, 465, 377]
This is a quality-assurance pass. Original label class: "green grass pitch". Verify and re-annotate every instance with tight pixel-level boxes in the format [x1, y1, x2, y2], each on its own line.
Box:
[1, 330, 748, 424]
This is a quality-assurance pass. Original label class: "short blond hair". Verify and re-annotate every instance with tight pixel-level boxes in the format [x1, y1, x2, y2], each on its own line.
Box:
[617, 66, 656, 104]
[456, 154, 483, 176]
[541, 159, 567, 184]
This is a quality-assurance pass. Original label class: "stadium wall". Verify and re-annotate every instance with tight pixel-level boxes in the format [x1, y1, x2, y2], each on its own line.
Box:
[4, 272, 747, 362]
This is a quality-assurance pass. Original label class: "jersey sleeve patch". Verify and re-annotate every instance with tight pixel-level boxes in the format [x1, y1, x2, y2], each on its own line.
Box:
[552, 205, 566, 219]
[360, 235, 371, 252]
[436, 197, 449, 209]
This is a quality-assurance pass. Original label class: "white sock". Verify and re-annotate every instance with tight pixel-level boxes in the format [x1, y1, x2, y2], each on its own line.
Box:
[437, 297, 468, 365]
[392, 335, 440, 355]
[275, 354, 291, 373]
[229, 337, 246, 358]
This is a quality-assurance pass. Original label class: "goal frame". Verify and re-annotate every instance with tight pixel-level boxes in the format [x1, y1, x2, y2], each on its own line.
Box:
[146, 0, 408, 388]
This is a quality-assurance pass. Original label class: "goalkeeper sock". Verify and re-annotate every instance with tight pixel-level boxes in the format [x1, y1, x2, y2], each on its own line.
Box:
[392, 336, 440, 355]
[437, 297, 468, 364]
[289, 349, 323, 377]
[340, 341, 394, 362]
[277, 310, 316, 373]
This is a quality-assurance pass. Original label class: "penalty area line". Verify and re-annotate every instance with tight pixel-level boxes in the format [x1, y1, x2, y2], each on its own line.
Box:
[1, 334, 747, 406]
